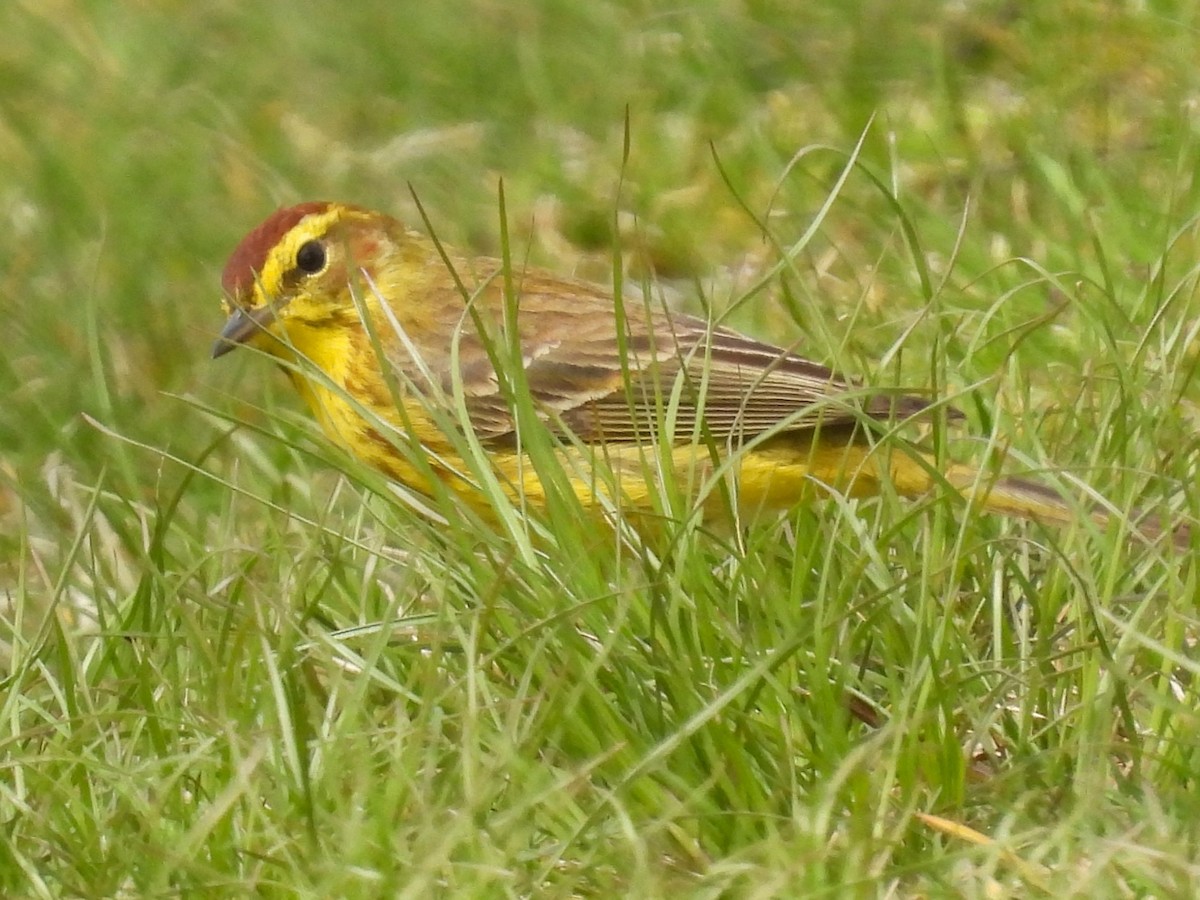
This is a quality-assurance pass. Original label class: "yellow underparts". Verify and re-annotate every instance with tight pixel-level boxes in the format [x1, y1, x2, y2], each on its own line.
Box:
[269, 324, 1077, 528]
[298, 380, 1075, 528]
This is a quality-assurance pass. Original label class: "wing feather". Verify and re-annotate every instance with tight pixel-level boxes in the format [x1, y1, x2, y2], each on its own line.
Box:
[381, 266, 952, 446]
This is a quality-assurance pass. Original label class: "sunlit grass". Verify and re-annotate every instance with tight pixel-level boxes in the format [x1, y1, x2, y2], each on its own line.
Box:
[3, 1, 1200, 896]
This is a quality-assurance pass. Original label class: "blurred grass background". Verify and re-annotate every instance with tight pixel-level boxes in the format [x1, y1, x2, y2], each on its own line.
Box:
[3, 0, 1200, 896]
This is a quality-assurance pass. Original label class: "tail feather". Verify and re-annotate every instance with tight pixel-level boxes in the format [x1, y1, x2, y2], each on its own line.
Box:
[942, 463, 1190, 550]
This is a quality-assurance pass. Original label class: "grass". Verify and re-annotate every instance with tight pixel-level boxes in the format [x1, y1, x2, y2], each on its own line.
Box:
[3, 0, 1200, 896]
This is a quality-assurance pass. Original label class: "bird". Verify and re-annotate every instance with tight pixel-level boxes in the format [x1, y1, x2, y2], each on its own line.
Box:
[212, 201, 1186, 547]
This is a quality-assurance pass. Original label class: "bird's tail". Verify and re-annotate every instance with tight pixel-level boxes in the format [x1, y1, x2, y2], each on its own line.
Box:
[938, 462, 1189, 549]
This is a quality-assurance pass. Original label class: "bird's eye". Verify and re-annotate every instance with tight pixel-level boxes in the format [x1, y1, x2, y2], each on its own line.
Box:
[295, 240, 327, 275]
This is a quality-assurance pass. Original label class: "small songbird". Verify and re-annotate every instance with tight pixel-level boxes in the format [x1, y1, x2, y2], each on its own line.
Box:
[213, 201, 1185, 546]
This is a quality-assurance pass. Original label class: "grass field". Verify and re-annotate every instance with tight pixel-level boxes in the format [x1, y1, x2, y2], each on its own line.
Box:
[3, 1, 1200, 896]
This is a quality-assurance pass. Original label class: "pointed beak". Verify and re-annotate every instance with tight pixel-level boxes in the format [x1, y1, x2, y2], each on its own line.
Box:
[212, 305, 277, 359]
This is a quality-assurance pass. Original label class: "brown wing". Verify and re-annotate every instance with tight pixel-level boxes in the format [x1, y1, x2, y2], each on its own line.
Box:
[383, 263, 948, 445]
[552, 315, 945, 444]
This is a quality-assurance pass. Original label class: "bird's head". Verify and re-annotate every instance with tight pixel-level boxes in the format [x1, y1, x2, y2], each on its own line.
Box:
[213, 201, 404, 359]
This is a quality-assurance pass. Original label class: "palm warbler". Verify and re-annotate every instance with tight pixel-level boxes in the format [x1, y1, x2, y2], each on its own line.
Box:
[213, 201, 1184, 546]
